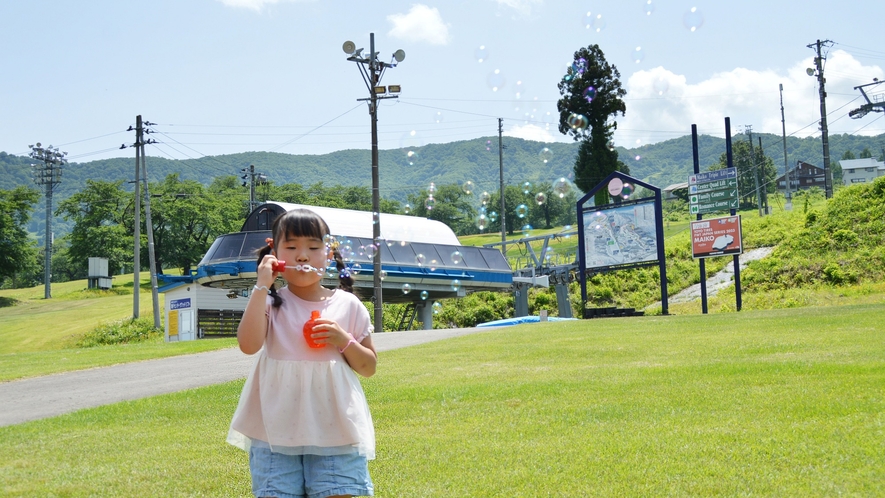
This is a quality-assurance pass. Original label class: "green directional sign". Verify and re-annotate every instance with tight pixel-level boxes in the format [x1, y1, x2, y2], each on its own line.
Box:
[691, 178, 738, 194]
[689, 197, 740, 215]
[690, 188, 738, 204]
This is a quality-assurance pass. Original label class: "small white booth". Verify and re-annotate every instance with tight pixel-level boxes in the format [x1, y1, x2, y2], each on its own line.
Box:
[161, 277, 248, 342]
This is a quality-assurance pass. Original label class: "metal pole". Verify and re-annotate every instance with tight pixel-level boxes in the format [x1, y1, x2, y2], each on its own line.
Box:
[134, 115, 142, 318]
[725, 117, 741, 312]
[498, 118, 507, 257]
[43, 176, 52, 299]
[141, 141, 162, 329]
[779, 83, 792, 208]
[369, 33, 383, 334]
[691, 124, 707, 314]
[249, 164, 256, 212]
[810, 39, 834, 198]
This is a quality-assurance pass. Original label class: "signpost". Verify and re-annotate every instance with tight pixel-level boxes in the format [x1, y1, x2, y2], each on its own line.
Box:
[690, 216, 743, 259]
[688, 167, 739, 215]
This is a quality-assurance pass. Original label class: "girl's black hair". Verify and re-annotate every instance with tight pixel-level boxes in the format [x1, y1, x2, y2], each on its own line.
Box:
[257, 208, 355, 307]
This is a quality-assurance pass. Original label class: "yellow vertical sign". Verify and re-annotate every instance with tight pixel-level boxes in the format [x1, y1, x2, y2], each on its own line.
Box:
[168, 310, 179, 337]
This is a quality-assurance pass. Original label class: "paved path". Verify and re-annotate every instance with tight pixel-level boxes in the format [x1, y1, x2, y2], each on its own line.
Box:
[0, 327, 494, 427]
[645, 246, 775, 309]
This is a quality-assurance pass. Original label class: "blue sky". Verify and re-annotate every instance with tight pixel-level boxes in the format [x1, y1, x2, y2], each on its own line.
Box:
[1, 0, 883, 165]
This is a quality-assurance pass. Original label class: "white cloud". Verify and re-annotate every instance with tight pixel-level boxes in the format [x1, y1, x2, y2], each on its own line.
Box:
[215, 0, 310, 11]
[505, 123, 556, 142]
[615, 51, 884, 149]
[387, 5, 451, 45]
[493, 0, 543, 17]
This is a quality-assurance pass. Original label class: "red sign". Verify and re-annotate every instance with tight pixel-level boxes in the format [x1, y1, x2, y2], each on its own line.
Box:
[690, 216, 743, 259]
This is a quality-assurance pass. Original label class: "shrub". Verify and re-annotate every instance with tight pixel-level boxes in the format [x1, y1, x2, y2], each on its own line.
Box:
[76, 317, 162, 347]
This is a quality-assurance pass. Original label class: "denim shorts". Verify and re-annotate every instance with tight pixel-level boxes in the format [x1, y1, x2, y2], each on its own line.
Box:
[248, 445, 373, 498]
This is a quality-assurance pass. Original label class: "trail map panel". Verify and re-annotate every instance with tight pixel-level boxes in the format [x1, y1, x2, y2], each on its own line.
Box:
[583, 200, 659, 270]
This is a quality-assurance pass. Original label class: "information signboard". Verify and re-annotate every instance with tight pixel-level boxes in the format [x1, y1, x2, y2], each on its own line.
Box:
[688, 167, 739, 215]
[690, 215, 743, 259]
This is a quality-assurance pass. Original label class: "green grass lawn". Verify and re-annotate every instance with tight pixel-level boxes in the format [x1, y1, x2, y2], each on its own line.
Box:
[2, 304, 882, 496]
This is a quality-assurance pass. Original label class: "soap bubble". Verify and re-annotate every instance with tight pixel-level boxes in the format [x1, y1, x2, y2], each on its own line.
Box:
[488, 211, 498, 222]
[480, 191, 491, 205]
[486, 140, 492, 151]
[592, 211, 606, 230]
[635, 155, 641, 161]
[407, 150, 418, 165]
[644, 0, 654, 15]
[380, 269, 387, 280]
[487, 69, 506, 92]
[451, 279, 461, 292]
[451, 251, 462, 265]
[522, 182, 532, 195]
[535, 192, 547, 205]
[401, 283, 412, 294]
[474, 45, 489, 63]
[567, 113, 588, 131]
[340, 243, 353, 260]
[553, 177, 571, 198]
[516, 204, 528, 218]
[521, 224, 533, 236]
[583, 12, 606, 32]
[432, 301, 442, 314]
[683, 7, 704, 32]
[415, 253, 426, 266]
[425, 196, 435, 211]
[607, 140, 615, 151]
[428, 182, 437, 195]
[462, 180, 475, 195]
[477, 214, 489, 231]
[429, 259, 438, 271]
[621, 183, 634, 199]
[420, 290, 429, 300]
[539, 147, 553, 164]
[583, 86, 597, 103]
[653, 77, 669, 96]
[632, 46, 645, 64]
[322, 234, 336, 247]
[351, 263, 362, 275]
[403, 203, 411, 214]
[433, 111, 444, 124]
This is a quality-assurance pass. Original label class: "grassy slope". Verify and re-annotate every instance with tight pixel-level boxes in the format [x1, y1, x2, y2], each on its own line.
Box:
[0, 275, 237, 381]
[1, 305, 882, 496]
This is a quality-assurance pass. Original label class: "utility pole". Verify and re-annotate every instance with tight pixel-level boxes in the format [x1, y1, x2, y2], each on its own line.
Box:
[140, 122, 162, 329]
[133, 116, 142, 317]
[129, 115, 160, 326]
[745, 126, 763, 216]
[779, 83, 792, 210]
[758, 137, 768, 214]
[29, 143, 66, 299]
[808, 39, 834, 198]
[498, 118, 507, 258]
[343, 33, 405, 333]
[241, 164, 256, 212]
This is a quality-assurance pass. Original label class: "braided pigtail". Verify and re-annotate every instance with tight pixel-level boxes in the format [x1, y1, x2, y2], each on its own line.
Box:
[256, 244, 283, 308]
[333, 247, 354, 293]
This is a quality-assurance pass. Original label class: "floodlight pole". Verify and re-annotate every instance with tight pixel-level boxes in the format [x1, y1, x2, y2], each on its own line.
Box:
[344, 33, 404, 333]
[29, 143, 66, 299]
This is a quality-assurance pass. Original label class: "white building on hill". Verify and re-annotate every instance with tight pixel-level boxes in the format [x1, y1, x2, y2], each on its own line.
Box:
[840, 157, 885, 186]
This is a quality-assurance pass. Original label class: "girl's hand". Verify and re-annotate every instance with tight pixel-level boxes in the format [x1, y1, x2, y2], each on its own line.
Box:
[309, 318, 352, 350]
[256, 254, 279, 288]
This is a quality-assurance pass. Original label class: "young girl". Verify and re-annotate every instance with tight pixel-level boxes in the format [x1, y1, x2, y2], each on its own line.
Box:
[228, 208, 377, 498]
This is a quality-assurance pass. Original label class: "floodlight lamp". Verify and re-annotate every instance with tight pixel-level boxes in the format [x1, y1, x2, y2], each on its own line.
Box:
[393, 49, 406, 62]
[373, 86, 387, 94]
[342, 40, 356, 55]
[806, 68, 815, 76]
[388, 84, 401, 93]
[353, 48, 364, 57]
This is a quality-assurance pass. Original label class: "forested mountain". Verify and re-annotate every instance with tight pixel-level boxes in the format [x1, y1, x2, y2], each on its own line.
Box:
[3, 132, 883, 237]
